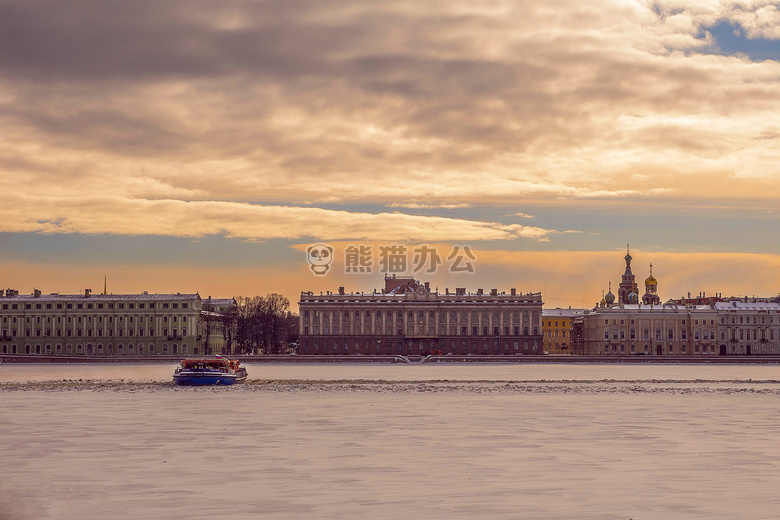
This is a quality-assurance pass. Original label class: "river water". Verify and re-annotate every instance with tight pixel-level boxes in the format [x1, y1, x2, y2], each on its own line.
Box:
[2, 363, 780, 520]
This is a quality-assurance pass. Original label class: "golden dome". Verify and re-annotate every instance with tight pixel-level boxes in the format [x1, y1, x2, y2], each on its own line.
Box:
[645, 263, 657, 286]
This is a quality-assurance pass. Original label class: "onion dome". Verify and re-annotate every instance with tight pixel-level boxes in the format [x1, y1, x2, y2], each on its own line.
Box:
[645, 263, 658, 286]
[605, 282, 615, 305]
[628, 291, 639, 304]
[624, 244, 632, 264]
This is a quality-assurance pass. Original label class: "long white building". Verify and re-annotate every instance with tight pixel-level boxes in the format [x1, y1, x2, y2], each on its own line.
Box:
[0, 289, 203, 356]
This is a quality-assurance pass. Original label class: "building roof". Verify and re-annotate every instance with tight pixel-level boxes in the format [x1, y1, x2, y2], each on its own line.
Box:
[0, 292, 200, 303]
[714, 301, 780, 311]
[586, 303, 717, 314]
[543, 308, 586, 318]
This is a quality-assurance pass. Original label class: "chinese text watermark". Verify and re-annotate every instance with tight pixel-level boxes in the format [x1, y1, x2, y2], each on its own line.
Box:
[306, 243, 476, 276]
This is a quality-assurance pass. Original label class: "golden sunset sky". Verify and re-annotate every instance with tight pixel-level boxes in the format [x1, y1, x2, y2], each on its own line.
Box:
[1, 0, 779, 308]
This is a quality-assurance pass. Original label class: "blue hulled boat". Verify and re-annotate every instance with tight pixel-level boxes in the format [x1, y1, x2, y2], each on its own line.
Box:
[173, 357, 248, 386]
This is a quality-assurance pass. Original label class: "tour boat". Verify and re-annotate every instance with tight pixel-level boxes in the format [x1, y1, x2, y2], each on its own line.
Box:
[173, 357, 248, 386]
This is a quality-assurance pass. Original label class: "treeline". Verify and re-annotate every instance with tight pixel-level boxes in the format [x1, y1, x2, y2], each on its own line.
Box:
[202, 294, 298, 355]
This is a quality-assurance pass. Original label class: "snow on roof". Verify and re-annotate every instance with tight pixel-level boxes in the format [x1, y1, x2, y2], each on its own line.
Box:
[714, 301, 780, 311]
[543, 308, 586, 317]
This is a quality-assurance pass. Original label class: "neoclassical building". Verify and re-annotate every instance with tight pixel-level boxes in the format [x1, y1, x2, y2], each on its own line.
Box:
[0, 289, 208, 356]
[298, 276, 543, 356]
[575, 303, 721, 355]
[573, 249, 780, 356]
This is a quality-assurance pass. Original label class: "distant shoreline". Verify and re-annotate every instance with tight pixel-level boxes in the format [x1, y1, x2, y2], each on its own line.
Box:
[3, 354, 780, 364]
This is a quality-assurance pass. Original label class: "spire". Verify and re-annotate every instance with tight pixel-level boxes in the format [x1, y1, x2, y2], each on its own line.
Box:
[103, 274, 107, 295]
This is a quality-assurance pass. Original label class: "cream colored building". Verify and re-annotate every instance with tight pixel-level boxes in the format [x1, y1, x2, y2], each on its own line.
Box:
[715, 301, 780, 356]
[0, 289, 204, 356]
[200, 297, 237, 355]
[576, 304, 720, 356]
[299, 276, 544, 356]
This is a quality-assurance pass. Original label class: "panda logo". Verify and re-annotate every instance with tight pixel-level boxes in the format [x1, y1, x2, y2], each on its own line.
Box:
[306, 243, 334, 275]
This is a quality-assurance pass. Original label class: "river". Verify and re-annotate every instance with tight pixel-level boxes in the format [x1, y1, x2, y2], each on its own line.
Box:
[1, 363, 779, 519]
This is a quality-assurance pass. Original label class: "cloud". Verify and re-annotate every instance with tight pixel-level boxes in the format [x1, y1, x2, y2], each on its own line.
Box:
[0, 194, 575, 242]
[1, 0, 780, 232]
[385, 202, 472, 209]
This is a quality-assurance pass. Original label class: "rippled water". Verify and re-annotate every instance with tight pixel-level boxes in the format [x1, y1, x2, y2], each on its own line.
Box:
[2, 362, 780, 383]
[2, 363, 780, 520]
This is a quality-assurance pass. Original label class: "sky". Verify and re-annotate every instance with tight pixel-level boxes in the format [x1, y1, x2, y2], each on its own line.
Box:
[1, 0, 780, 309]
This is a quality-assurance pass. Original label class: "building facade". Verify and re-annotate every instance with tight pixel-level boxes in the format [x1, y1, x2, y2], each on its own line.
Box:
[574, 301, 780, 356]
[298, 276, 543, 356]
[573, 248, 780, 356]
[575, 304, 721, 355]
[542, 308, 584, 354]
[201, 297, 237, 355]
[714, 301, 780, 356]
[0, 289, 205, 356]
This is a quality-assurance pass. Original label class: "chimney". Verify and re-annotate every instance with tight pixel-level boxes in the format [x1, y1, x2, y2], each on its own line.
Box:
[338, 286, 345, 295]
[490, 289, 498, 296]
[84, 289, 91, 297]
[33, 289, 41, 298]
[477, 288, 483, 295]
[424, 282, 430, 292]
[510, 288, 517, 296]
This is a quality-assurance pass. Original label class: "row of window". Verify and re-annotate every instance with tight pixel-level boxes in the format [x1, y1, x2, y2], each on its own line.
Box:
[300, 338, 540, 355]
[603, 316, 778, 326]
[603, 328, 778, 341]
[600, 343, 780, 355]
[1, 328, 187, 338]
[604, 318, 719, 326]
[1, 302, 190, 310]
[303, 324, 540, 336]
[304, 309, 539, 320]
[2, 315, 187, 324]
[602, 344, 715, 354]
[1, 343, 187, 354]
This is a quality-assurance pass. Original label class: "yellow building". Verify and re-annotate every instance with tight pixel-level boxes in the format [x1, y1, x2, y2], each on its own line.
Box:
[542, 308, 584, 354]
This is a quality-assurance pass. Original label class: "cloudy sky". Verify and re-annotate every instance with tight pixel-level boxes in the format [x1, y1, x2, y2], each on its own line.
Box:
[1, 0, 779, 308]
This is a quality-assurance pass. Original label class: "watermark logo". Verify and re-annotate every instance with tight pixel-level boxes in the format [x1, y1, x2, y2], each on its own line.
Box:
[345, 245, 373, 273]
[306, 243, 476, 276]
[306, 243, 334, 275]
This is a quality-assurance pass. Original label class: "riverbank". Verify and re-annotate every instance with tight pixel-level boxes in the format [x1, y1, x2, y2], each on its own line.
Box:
[3, 353, 780, 364]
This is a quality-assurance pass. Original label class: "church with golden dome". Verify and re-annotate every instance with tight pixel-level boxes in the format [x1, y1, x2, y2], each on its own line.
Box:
[599, 246, 660, 308]
[642, 263, 661, 305]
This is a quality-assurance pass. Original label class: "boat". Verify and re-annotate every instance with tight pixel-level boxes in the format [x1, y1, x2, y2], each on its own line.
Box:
[173, 357, 248, 386]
